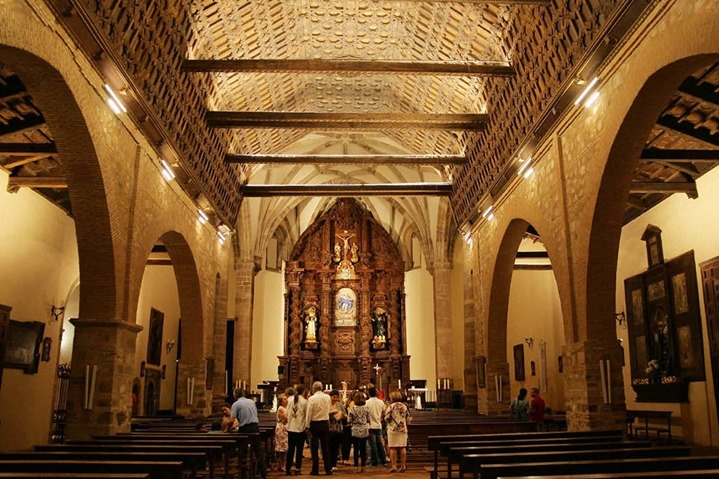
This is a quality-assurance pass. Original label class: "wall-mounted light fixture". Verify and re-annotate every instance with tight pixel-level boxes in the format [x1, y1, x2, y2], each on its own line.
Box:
[166, 339, 176, 354]
[482, 205, 495, 222]
[574, 77, 600, 108]
[525, 337, 534, 349]
[517, 157, 535, 179]
[103, 84, 127, 114]
[50, 305, 65, 323]
[160, 159, 176, 182]
[615, 311, 626, 328]
[197, 209, 209, 225]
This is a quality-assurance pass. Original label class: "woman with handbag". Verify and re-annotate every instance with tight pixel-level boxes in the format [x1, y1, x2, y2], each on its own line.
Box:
[384, 390, 411, 472]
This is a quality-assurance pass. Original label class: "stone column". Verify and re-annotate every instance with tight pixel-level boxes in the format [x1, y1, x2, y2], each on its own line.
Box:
[463, 243, 478, 411]
[433, 260, 453, 383]
[212, 273, 229, 408]
[65, 319, 142, 439]
[233, 258, 257, 388]
[176, 361, 209, 416]
[563, 339, 626, 431]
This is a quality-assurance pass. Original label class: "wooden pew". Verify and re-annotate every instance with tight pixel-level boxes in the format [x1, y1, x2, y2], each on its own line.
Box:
[0, 451, 204, 479]
[34, 444, 222, 479]
[475, 450, 719, 479]
[445, 441, 650, 479]
[463, 446, 691, 479]
[428, 429, 624, 479]
[0, 460, 183, 479]
[627, 410, 673, 442]
[501, 471, 719, 479]
[0, 474, 149, 479]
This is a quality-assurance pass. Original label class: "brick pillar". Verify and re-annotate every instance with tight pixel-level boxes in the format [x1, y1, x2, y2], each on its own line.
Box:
[433, 261, 453, 382]
[481, 360, 510, 416]
[65, 319, 142, 439]
[563, 339, 626, 431]
[234, 258, 257, 387]
[463, 243, 478, 411]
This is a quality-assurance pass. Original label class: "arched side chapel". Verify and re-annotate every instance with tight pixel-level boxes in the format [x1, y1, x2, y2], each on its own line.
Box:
[0, 0, 717, 452]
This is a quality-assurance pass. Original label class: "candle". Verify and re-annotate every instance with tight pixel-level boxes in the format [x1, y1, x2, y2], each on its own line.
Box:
[398, 379, 401, 389]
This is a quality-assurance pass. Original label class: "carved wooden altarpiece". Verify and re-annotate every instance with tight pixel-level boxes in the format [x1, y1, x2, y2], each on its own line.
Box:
[279, 198, 409, 395]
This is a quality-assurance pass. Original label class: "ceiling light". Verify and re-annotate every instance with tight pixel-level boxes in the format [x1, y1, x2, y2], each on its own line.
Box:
[463, 231, 472, 244]
[584, 91, 601, 108]
[103, 84, 127, 114]
[217, 231, 227, 245]
[197, 209, 209, 225]
[574, 77, 599, 107]
[160, 159, 175, 181]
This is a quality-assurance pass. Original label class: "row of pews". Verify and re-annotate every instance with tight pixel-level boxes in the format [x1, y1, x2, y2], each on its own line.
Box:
[0, 417, 274, 479]
[427, 429, 719, 479]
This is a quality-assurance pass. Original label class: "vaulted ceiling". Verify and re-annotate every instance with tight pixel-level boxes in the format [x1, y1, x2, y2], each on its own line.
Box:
[1, 1, 718, 268]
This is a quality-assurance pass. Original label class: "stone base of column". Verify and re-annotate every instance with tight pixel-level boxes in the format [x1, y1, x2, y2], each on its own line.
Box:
[65, 319, 142, 440]
[564, 340, 626, 431]
[176, 363, 210, 417]
[478, 362, 510, 416]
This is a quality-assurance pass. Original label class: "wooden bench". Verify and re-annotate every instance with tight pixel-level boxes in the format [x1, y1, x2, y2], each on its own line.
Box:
[463, 446, 692, 479]
[477, 453, 719, 479]
[0, 474, 150, 479]
[446, 441, 650, 479]
[627, 410, 673, 442]
[0, 460, 183, 479]
[0, 452, 204, 479]
[500, 471, 719, 479]
[428, 429, 624, 479]
[34, 444, 222, 479]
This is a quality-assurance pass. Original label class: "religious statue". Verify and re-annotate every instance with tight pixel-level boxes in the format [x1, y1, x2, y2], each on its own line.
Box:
[333, 242, 342, 263]
[304, 306, 318, 343]
[373, 307, 387, 344]
[337, 233, 355, 260]
[350, 242, 359, 263]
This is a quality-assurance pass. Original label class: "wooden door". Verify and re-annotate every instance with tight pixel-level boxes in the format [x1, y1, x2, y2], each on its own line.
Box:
[700, 257, 719, 419]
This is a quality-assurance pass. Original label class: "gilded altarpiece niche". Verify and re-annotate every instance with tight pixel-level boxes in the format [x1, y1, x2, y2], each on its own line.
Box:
[279, 199, 409, 394]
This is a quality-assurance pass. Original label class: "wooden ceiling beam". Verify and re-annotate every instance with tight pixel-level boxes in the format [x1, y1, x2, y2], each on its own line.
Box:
[207, 112, 488, 130]
[0, 143, 57, 155]
[629, 181, 698, 198]
[7, 176, 68, 190]
[649, 161, 700, 177]
[389, 0, 550, 3]
[0, 116, 47, 139]
[3, 154, 54, 169]
[226, 153, 466, 165]
[184, 59, 514, 77]
[656, 117, 719, 147]
[640, 148, 719, 162]
[241, 183, 452, 197]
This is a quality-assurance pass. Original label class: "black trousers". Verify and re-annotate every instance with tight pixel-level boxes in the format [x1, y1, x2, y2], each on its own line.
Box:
[286, 431, 305, 472]
[309, 420, 332, 474]
[329, 431, 343, 468]
[352, 437, 367, 467]
[238, 422, 266, 478]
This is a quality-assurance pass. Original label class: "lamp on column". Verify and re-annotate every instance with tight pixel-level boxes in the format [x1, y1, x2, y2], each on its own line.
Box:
[50, 305, 65, 323]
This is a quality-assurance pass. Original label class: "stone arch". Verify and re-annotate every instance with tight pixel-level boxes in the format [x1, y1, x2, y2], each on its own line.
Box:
[586, 54, 719, 342]
[0, 46, 117, 322]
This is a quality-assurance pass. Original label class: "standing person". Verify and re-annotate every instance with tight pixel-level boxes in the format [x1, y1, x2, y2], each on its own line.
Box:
[385, 390, 411, 472]
[328, 390, 346, 471]
[231, 388, 266, 479]
[340, 392, 354, 465]
[529, 387, 546, 430]
[365, 387, 387, 467]
[275, 393, 289, 472]
[509, 387, 530, 421]
[305, 381, 333, 476]
[348, 391, 370, 473]
[286, 385, 307, 475]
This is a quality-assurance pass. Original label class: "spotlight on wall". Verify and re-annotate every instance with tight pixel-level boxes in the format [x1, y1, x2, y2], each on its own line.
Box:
[574, 77, 600, 108]
[103, 84, 127, 114]
[197, 209, 209, 225]
[525, 337, 534, 349]
[160, 159, 176, 182]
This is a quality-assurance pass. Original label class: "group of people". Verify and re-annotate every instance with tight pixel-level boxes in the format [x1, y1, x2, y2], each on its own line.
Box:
[509, 387, 546, 428]
[274, 381, 411, 475]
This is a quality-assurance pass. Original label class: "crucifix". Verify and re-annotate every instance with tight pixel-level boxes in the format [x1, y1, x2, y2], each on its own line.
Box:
[373, 363, 383, 391]
[337, 232, 355, 260]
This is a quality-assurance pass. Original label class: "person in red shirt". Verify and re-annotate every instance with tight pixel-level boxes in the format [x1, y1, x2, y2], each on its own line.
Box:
[529, 387, 546, 431]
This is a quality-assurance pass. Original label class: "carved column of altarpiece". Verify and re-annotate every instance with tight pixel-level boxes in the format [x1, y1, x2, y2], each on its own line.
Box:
[278, 199, 409, 394]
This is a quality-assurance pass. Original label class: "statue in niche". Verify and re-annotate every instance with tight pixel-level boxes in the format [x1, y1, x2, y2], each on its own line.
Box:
[304, 307, 318, 343]
[373, 307, 387, 344]
[333, 242, 342, 263]
[350, 242, 359, 263]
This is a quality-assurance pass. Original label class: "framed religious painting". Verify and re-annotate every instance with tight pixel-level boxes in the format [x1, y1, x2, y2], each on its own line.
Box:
[666, 251, 704, 380]
[513, 344, 525, 381]
[146, 308, 164, 366]
[2, 320, 45, 374]
[625, 273, 647, 381]
[476, 355, 487, 389]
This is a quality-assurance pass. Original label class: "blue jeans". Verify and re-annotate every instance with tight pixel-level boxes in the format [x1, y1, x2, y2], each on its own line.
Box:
[368, 428, 386, 465]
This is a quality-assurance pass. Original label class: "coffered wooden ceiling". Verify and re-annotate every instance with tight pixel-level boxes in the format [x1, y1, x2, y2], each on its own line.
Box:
[1, 1, 717, 243]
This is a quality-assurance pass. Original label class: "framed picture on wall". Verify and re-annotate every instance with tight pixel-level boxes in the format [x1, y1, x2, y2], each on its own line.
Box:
[147, 308, 164, 366]
[513, 344, 525, 381]
[2, 320, 45, 374]
[476, 355, 487, 389]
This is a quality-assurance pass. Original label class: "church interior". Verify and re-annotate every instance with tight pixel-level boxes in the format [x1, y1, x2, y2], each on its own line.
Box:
[1, 0, 719, 472]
